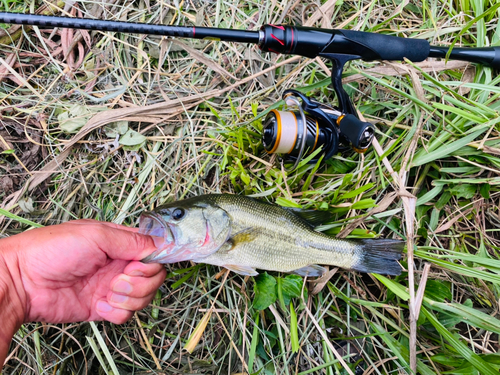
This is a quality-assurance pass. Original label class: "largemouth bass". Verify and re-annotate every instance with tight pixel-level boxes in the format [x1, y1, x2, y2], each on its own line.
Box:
[139, 194, 403, 276]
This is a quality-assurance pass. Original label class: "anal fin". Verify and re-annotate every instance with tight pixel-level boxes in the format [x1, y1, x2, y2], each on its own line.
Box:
[224, 264, 259, 276]
[291, 264, 327, 277]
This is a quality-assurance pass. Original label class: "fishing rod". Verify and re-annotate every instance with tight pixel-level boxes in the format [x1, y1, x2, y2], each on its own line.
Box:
[1, 11, 499, 168]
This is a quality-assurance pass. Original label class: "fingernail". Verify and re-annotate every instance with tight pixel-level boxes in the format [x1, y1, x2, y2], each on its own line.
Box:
[110, 293, 128, 304]
[96, 301, 113, 313]
[113, 279, 132, 294]
[128, 270, 145, 277]
[152, 236, 165, 249]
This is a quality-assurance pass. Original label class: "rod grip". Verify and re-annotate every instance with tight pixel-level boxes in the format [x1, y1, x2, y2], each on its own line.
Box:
[333, 30, 430, 62]
[260, 25, 430, 62]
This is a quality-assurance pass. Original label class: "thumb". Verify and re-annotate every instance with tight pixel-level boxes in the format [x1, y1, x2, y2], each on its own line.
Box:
[86, 223, 158, 261]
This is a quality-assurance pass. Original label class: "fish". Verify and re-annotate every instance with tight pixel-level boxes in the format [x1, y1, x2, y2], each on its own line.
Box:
[138, 194, 404, 277]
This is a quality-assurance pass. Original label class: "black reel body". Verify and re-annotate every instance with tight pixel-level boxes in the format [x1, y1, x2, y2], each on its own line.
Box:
[262, 90, 375, 168]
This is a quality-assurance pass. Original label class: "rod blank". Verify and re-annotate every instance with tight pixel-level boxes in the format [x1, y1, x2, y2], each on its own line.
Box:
[0, 12, 260, 44]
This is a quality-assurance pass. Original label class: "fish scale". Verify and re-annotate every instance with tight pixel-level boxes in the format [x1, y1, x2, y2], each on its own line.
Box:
[140, 194, 404, 276]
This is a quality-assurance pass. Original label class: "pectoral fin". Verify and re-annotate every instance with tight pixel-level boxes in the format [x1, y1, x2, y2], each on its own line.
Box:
[224, 264, 259, 276]
[231, 227, 260, 244]
[291, 264, 327, 277]
[221, 227, 261, 253]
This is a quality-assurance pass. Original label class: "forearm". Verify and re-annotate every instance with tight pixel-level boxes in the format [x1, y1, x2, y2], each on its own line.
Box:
[0, 238, 26, 367]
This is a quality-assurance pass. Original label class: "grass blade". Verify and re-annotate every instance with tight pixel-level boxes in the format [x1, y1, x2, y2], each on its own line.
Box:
[86, 335, 110, 375]
[289, 302, 299, 353]
[412, 127, 489, 167]
[248, 313, 259, 373]
[422, 308, 498, 375]
[0, 208, 43, 228]
[89, 322, 120, 375]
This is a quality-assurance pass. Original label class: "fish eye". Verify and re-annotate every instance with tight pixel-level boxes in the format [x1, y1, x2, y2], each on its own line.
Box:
[172, 208, 185, 221]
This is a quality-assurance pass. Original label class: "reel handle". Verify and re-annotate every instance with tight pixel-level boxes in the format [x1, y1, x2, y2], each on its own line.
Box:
[337, 114, 374, 153]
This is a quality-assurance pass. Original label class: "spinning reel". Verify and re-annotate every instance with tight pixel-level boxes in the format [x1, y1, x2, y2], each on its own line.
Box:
[262, 89, 375, 170]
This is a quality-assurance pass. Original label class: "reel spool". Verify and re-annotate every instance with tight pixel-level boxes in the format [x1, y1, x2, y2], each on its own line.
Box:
[262, 90, 375, 170]
[262, 95, 320, 171]
[262, 109, 327, 157]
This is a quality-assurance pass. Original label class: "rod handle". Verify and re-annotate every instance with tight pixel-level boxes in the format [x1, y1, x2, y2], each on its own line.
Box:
[333, 29, 430, 62]
[259, 25, 430, 62]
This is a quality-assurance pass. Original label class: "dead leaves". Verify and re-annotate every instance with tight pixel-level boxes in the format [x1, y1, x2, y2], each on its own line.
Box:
[337, 192, 398, 238]
[60, 5, 92, 72]
[170, 40, 236, 81]
[0, 3, 91, 87]
[343, 60, 471, 85]
[0, 52, 20, 85]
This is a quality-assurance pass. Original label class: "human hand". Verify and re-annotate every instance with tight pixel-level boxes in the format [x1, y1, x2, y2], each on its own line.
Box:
[0, 220, 166, 325]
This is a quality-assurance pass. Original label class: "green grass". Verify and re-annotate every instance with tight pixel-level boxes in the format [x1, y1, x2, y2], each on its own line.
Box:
[2, 0, 500, 374]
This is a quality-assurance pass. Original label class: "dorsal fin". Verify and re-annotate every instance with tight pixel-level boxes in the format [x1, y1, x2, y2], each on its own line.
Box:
[283, 207, 333, 227]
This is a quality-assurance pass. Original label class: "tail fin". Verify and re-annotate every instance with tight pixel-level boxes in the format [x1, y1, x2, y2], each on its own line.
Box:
[351, 239, 404, 276]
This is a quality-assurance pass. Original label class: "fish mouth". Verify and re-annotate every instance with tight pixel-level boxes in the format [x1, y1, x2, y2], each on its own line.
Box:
[139, 212, 174, 263]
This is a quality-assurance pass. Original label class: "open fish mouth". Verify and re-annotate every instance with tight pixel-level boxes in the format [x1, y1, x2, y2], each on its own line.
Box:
[139, 212, 174, 263]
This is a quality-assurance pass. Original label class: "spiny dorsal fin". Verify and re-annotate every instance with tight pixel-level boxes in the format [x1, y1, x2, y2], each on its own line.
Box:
[283, 207, 333, 227]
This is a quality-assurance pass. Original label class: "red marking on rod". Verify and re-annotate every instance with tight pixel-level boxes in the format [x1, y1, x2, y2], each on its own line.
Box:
[192, 26, 196, 37]
[268, 48, 281, 54]
[269, 24, 285, 30]
[289, 27, 294, 53]
[271, 34, 285, 45]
